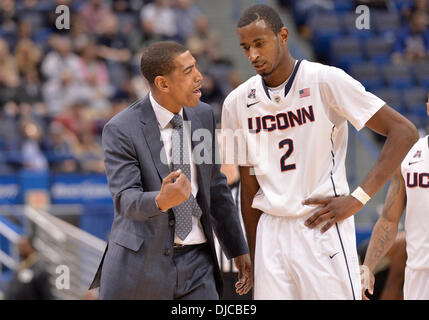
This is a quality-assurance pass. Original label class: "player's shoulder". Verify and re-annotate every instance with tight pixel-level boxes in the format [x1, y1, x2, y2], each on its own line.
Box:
[414, 135, 429, 150]
[223, 74, 260, 108]
[300, 60, 332, 76]
[300, 60, 347, 83]
[402, 134, 428, 163]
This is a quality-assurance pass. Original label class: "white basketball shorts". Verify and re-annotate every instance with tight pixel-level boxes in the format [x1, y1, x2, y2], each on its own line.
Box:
[404, 267, 429, 300]
[253, 213, 361, 300]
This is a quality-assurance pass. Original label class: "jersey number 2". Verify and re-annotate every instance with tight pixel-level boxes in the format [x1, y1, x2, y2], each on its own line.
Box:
[279, 138, 296, 172]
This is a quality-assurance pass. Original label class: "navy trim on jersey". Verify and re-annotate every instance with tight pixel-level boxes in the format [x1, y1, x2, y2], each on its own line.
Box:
[427, 135, 429, 149]
[284, 60, 302, 97]
[329, 125, 356, 300]
[335, 223, 356, 300]
[261, 59, 302, 100]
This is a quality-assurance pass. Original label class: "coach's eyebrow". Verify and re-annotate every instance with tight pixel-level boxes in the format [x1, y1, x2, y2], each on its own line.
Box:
[183, 62, 196, 73]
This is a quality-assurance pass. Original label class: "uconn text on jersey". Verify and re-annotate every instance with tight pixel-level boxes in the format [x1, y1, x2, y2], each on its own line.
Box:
[247, 105, 315, 134]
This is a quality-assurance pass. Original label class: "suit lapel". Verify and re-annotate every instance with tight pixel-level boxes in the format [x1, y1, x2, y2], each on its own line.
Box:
[140, 96, 170, 180]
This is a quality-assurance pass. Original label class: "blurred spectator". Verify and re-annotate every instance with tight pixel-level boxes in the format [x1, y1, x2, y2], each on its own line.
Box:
[41, 35, 79, 82]
[69, 14, 88, 49]
[200, 74, 224, 123]
[76, 38, 112, 111]
[42, 122, 78, 173]
[186, 15, 221, 65]
[78, 0, 113, 35]
[97, 13, 132, 88]
[400, 0, 429, 22]
[174, 0, 204, 42]
[0, 38, 20, 106]
[112, 0, 133, 13]
[73, 129, 105, 174]
[5, 236, 53, 300]
[16, 69, 44, 105]
[14, 38, 42, 76]
[0, 0, 238, 174]
[0, 0, 17, 35]
[393, 10, 429, 63]
[140, 0, 178, 41]
[53, 100, 94, 139]
[20, 119, 49, 171]
[0, 102, 21, 150]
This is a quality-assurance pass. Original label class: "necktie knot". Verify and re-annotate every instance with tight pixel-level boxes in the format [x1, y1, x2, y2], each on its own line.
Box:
[170, 114, 183, 129]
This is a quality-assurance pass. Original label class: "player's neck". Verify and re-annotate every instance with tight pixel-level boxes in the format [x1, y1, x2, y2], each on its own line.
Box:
[263, 55, 296, 88]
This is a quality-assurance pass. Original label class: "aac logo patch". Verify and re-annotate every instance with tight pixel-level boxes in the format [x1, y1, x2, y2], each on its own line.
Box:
[248, 89, 256, 99]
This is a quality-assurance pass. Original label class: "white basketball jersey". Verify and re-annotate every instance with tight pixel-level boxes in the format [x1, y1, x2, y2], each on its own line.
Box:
[221, 60, 385, 217]
[401, 135, 429, 270]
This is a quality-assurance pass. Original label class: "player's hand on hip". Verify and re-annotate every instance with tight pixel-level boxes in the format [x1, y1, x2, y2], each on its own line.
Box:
[360, 265, 375, 300]
[233, 254, 253, 295]
[302, 195, 363, 232]
[156, 169, 191, 211]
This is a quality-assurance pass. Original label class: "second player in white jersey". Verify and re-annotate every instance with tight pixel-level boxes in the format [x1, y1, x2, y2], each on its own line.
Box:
[363, 134, 429, 299]
[401, 136, 429, 271]
[222, 59, 385, 218]
[228, 4, 419, 300]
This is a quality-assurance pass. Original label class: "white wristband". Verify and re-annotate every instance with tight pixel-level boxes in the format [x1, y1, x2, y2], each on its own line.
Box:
[351, 186, 371, 205]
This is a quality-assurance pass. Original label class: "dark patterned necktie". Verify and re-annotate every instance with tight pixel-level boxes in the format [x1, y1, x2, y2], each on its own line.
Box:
[170, 114, 202, 240]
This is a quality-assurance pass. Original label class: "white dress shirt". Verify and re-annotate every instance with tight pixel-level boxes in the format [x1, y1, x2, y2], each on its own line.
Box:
[150, 92, 206, 245]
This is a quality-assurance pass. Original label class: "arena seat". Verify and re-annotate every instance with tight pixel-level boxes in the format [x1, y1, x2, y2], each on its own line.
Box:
[411, 62, 429, 89]
[364, 36, 395, 65]
[309, 12, 343, 61]
[350, 62, 384, 92]
[382, 64, 415, 90]
[331, 36, 364, 71]
[403, 87, 428, 116]
[373, 87, 404, 113]
[372, 11, 401, 36]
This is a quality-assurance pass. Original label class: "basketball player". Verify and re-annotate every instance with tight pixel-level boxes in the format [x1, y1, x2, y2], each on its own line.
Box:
[220, 4, 419, 299]
[361, 93, 429, 300]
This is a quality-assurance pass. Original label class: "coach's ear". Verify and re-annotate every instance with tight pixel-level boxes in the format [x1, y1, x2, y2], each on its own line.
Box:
[154, 75, 169, 93]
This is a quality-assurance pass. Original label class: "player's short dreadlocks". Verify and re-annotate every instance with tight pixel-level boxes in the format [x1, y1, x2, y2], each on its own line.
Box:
[237, 4, 284, 34]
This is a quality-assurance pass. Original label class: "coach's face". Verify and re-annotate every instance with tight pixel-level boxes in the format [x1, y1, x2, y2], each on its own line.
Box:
[238, 19, 287, 77]
[166, 50, 203, 108]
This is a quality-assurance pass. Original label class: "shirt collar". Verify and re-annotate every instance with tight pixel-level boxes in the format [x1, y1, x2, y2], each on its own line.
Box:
[149, 91, 183, 129]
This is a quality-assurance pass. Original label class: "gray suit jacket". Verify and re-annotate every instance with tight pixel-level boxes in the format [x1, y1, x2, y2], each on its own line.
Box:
[89, 96, 248, 299]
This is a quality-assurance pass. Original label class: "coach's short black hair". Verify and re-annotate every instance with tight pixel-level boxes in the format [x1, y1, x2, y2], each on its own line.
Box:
[140, 41, 187, 84]
[237, 4, 284, 34]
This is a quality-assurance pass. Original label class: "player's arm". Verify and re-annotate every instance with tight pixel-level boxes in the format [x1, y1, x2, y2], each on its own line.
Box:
[239, 166, 263, 266]
[304, 105, 418, 232]
[363, 166, 407, 272]
[358, 105, 418, 199]
[361, 167, 406, 298]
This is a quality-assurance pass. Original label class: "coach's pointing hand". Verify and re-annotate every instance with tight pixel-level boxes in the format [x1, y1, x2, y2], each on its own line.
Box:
[155, 169, 192, 211]
[302, 195, 363, 232]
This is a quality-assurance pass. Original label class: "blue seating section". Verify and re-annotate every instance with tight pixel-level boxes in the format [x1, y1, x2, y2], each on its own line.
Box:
[290, 0, 428, 128]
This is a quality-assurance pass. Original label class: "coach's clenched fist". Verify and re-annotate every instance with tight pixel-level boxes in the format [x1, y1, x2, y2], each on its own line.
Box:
[155, 169, 191, 212]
